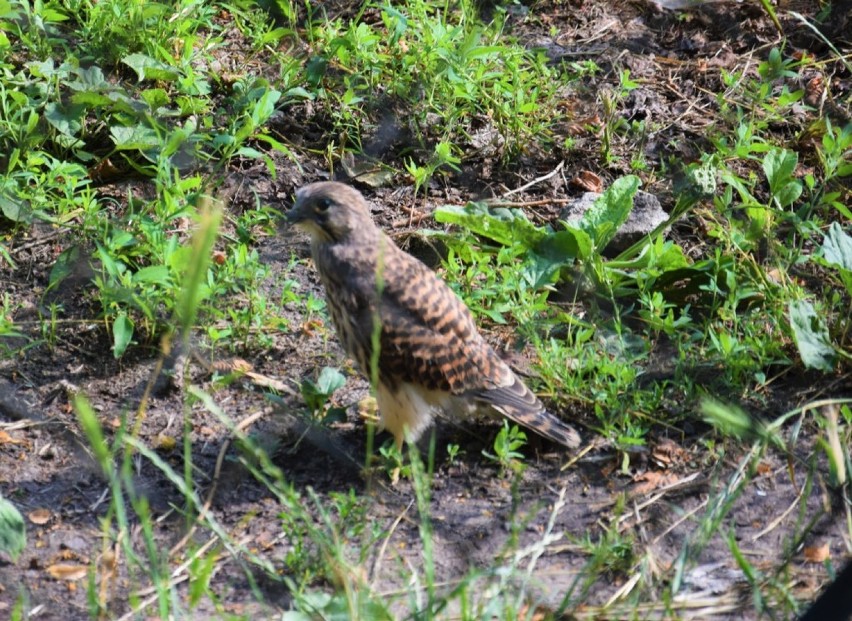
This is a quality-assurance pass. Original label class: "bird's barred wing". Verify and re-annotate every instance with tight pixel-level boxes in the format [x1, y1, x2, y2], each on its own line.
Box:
[358, 249, 505, 393]
[377, 250, 581, 449]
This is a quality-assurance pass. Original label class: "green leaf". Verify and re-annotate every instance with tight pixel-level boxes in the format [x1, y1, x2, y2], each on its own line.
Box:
[300, 367, 346, 413]
[70, 91, 114, 106]
[820, 222, 852, 294]
[701, 400, 753, 438]
[762, 148, 802, 208]
[822, 222, 852, 271]
[0, 191, 30, 223]
[48, 245, 81, 292]
[570, 175, 641, 250]
[44, 102, 84, 137]
[131, 265, 170, 285]
[122, 53, 181, 82]
[66, 65, 107, 91]
[112, 312, 134, 358]
[434, 201, 545, 248]
[788, 300, 835, 372]
[762, 148, 797, 194]
[110, 124, 160, 150]
[527, 228, 591, 285]
[316, 366, 346, 395]
[0, 496, 25, 562]
[177, 199, 222, 338]
[140, 88, 170, 110]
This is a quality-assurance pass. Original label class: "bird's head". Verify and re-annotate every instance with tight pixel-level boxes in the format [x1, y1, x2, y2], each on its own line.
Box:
[286, 182, 375, 243]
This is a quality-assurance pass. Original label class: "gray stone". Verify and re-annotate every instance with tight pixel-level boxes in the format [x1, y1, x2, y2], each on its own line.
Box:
[559, 190, 669, 254]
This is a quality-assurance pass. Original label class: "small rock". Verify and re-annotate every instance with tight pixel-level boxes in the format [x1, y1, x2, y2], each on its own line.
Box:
[559, 190, 669, 254]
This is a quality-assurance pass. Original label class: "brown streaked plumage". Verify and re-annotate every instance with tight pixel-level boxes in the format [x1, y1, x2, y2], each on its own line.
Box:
[286, 181, 580, 451]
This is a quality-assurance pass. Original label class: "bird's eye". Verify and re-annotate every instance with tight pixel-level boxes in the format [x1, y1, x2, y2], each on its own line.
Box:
[315, 197, 333, 212]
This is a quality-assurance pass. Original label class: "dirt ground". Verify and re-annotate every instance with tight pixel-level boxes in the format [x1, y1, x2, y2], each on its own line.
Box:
[1, 1, 851, 619]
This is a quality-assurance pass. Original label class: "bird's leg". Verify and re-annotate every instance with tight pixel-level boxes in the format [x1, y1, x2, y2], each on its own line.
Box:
[389, 431, 405, 484]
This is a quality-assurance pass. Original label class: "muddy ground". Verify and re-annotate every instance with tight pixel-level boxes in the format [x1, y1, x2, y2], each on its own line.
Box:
[1, 1, 851, 619]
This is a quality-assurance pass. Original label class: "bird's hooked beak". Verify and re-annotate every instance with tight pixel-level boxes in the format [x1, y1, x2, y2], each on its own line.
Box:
[284, 188, 308, 224]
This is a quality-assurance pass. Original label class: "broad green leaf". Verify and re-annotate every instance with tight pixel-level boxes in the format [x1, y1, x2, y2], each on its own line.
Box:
[763, 148, 802, 208]
[70, 91, 113, 107]
[821, 222, 852, 294]
[131, 265, 170, 285]
[112, 312, 134, 358]
[301, 367, 346, 413]
[762, 148, 797, 194]
[110, 124, 160, 150]
[0, 192, 30, 223]
[140, 88, 170, 110]
[66, 65, 107, 91]
[0, 496, 25, 562]
[788, 300, 835, 371]
[250, 88, 282, 127]
[570, 175, 641, 250]
[44, 102, 84, 137]
[316, 366, 346, 395]
[531, 228, 591, 283]
[122, 53, 180, 82]
[822, 222, 852, 271]
[773, 180, 802, 208]
[434, 201, 545, 248]
[47, 245, 81, 291]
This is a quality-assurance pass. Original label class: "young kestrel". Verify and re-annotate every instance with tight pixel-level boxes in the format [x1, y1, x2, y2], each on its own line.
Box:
[286, 181, 580, 452]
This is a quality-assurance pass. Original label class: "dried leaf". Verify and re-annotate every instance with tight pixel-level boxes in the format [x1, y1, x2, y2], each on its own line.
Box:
[651, 438, 686, 468]
[803, 544, 830, 563]
[46, 564, 88, 581]
[27, 508, 51, 525]
[756, 462, 773, 476]
[570, 170, 603, 193]
[632, 471, 680, 495]
[154, 433, 176, 452]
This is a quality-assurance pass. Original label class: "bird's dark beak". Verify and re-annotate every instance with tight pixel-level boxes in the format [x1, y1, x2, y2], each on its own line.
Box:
[284, 191, 307, 225]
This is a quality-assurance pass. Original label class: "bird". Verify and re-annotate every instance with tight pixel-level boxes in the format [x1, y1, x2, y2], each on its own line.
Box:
[286, 181, 581, 453]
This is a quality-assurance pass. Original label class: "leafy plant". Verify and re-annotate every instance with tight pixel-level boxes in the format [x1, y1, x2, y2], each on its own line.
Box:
[482, 420, 527, 475]
[0, 496, 25, 562]
[299, 366, 347, 422]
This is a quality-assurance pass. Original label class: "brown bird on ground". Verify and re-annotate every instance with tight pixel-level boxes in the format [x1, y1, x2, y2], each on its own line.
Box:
[286, 181, 581, 452]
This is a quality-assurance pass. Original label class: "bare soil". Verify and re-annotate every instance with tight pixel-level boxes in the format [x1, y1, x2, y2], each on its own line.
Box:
[1, 1, 850, 619]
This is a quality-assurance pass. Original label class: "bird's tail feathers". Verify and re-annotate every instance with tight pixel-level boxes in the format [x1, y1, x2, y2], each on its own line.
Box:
[475, 377, 581, 449]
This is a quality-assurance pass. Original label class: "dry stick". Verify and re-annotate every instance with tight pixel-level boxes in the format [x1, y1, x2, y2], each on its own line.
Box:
[501, 160, 564, 198]
[370, 498, 415, 587]
[135, 533, 222, 598]
[560, 439, 603, 471]
[650, 499, 709, 548]
[616, 472, 707, 533]
[752, 475, 807, 541]
[117, 537, 251, 621]
[486, 198, 574, 208]
[167, 407, 271, 560]
[9, 228, 67, 254]
[604, 571, 642, 609]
